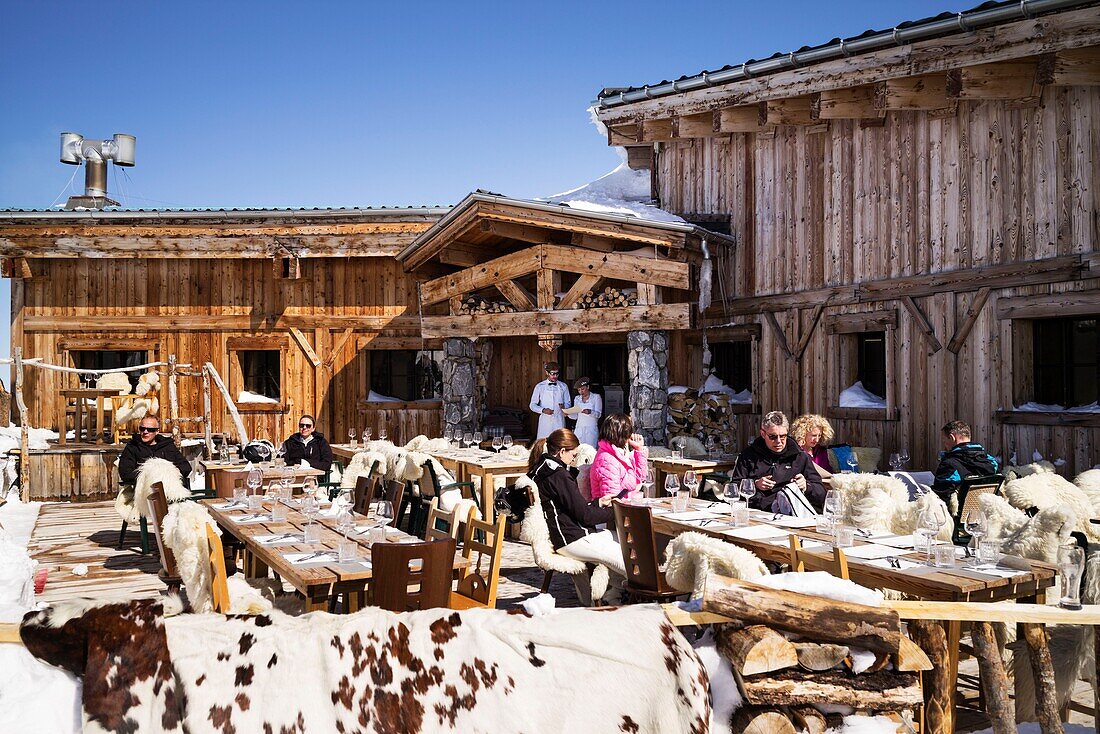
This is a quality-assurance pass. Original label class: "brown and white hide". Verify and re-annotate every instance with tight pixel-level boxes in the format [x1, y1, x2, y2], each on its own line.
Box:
[22, 598, 710, 734]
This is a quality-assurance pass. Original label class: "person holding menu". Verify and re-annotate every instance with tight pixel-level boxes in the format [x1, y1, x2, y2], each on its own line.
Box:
[529, 361, 571, 440]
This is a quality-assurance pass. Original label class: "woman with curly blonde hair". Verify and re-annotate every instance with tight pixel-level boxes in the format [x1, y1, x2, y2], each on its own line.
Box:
[791, 414, 835, 478]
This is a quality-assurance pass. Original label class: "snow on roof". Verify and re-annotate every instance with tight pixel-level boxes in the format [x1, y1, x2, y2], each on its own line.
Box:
[538, 163, 685, 225]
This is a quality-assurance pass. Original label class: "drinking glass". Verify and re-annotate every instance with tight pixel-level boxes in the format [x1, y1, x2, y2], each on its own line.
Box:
[672, 448, 684, 461]
[503, 435, 513, 451]
[378, 427, 388, 442]
[664, 473, 680, 497]
[271, 502, 288, 523]
[302, 476, 319, 501]
[934, 542, 956, 568]
[963, 509, 987, 566]
[834, 526, 855, 548]
[219, 440, 231, 464]
[232, 485, 247, 503]
[898, 448, 910, 469]
[640, 466, 655, 498]
[246, 467, 263, 498]
[978, 539, 1000, 566]
[337, 507, 355, 538]
[888, 453, 902, 471]
[739, 478, 756, 506]
[846, 454, 859, 473]
[348, 429, 357, 449]
[917, 504, 947, 564]
[705, 435, 718, 457]
[274, 443, 286, 467]
[338, 540, 358, 563]
[731, 502, 750, 527]
[723, 483, 739, 513]
[492, 435, 503, 453]
[672, 489, 691, 513]
[1059, 543, 1085, 610]
[443, 427, 454, 445]
[304, 522, 321, 544]
[362, 428, 372, 445]
[682, 471, 699, 497]
[473, 431, 483, 447]
[462, 432, 474, 449]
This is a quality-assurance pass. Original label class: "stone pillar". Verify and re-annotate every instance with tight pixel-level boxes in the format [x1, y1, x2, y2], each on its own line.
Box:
[442, 337, 478, 435]
[627, 329, 669, 447]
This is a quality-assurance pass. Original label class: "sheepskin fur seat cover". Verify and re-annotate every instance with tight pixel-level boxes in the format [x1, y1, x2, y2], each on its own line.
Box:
[114, 457, 191, 523]
[339, 449, 388, 490]
[514, 474, 609, 605]
[1074, 468, 1100, 495]
[829, 474, 952, 540]
[979, 494, 1075, 564]
[670, 436, 707, 458]
[1002, 471, 1100, 542]
[663, 531, 768, 599]
[114, 370, 161, 424]
[95, 372, 131, 395]
[1004, 460, 1056, 480]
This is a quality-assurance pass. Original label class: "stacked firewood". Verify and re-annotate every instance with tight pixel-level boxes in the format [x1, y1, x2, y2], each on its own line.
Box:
[705, 577, 930, 733]
[667, 389, 736, 448]
[577, 286, 637, 309]
[456, 296, 516, 315]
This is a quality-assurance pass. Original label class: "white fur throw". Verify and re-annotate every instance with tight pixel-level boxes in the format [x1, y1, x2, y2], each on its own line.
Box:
[115, 371, 161, 424]
[1074, 468, 1100, 496]
[663, 531, 768, 599]
[1004, 460, 1056, 480]
[339, 450, 387, 490]
[115, 457, 191, 523]
[162, 501, 221, 612]
[670, 436, 707, 458]
[1003, 472, 1100, 542]
[514, 474, 609, 605]
[573, 444, 597, 467]
[979, 494, 1075, 563]
[828, 475, 953, 540]
[95, 372, 131, 394]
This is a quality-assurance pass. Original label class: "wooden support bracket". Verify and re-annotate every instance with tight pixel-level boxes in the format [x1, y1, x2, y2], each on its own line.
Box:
[947, 287, 992, 354]
[901, 296, 943, 353]
[558, 274, 602, 310]
[495, 279, 536, 311]
[324, 327, 355, 370]
[289, 327, 322, 367]
[794, 302, 827, 361]
[764, 311, 795, 361]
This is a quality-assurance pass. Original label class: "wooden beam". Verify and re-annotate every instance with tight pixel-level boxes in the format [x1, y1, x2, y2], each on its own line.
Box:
[289, 327, 321, 368]
[1038, 47, 1100, 85]
[569, 232, 618, 252]
[875, 73, 952, 111]
[995, 290, 1100, 320]
[825, 310, 897, 335]
[794, 302, 827, 361]
[673, 112, 721, 138]
[638, 118, 675, 143]
[765, 96, 816, 126]
[420, 247, 543, 305]
[478, 202, 688, 248]
[635, 282, 659, 306]
[0, 234, 421, 260]
[536, 268, 557, 310]
[495, 279, 536, 312]
[323, 327, 355, 370]
[0, 258, 32, 279]
[947, 60, 1040, 100]
[541, 244, 691, 289]
[419, 304, 691, 339]
[558, 274, 602, 310]
[815, 85, 882, 120]
[23, 313, 421, 332]
[624, 145, 654, 170]
[479, 220, 561, 245]
[763, 311, 795, 361]
[715, 106, 768, 133]
[607, 123, 640, 146]
[900, 296, 943, 353]
[437, 240, 494, 268]
[947, 287, 992, 354]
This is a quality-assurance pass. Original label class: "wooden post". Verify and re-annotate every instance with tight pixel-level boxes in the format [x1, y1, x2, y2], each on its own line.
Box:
[971, 621, 1015, 734]
[1020, 623, 1064, 734]
[202, 368, 214, 458]
[168, 354, 181, 446]
[13, 348, 29, 502]
[907, 620, 950, 734]
[204, 362, 248, 445]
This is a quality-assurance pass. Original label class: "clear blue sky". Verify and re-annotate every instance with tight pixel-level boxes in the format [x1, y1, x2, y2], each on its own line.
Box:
[0, 0, 954, 357]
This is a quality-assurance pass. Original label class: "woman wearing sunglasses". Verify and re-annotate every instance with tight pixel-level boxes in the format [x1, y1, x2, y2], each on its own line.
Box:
[281, 415, 333, 472]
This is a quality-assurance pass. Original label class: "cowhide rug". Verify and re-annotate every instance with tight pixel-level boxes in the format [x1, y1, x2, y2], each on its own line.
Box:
[21, 597, 709, 734]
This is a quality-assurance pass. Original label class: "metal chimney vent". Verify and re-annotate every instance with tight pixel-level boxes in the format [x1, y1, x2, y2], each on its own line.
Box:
[59, 133, 136, 210]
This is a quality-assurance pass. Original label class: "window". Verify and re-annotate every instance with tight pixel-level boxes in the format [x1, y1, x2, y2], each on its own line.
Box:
[71, 350, 148, 392]
[369, 350, 443, 402]
[856, 332, 887, 401]
[237, 351, 281, 401]
[825, 311, 897, 419]
[711, 341, 752, 393]
[1033, 317, 1098, 407]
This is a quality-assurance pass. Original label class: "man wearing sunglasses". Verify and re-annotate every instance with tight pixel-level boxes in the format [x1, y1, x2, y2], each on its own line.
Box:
[730, 410, 824, 516]
[529, 361, 571, 440]
[282, 415, 333, 472]
[118, 415, 193, 488]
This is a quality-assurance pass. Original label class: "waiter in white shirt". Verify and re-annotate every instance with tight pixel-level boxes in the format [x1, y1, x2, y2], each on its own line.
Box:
[529, 361, 571, 440]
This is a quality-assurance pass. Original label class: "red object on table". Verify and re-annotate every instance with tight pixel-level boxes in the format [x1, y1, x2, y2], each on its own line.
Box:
[34, 568, 47, 594]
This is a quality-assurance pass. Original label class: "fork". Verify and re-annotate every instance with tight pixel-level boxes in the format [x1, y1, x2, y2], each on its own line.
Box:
[296, 550, 334, 563]
[887, 556, 902, 569]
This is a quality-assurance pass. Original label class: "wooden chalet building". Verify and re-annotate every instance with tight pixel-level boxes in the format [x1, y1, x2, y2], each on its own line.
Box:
[593, 0, 1100, 474]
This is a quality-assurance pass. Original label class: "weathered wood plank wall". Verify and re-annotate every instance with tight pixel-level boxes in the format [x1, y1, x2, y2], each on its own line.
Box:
[658, 86, 1100, 474]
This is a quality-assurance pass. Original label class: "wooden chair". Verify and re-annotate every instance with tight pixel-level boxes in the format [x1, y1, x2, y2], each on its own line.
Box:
[788, 535, 850, 580]
[352, 474, 376, 515]
[952, 474, 1004, 545]
[371, 538, 456, 612]
[450, 514, 506, 609]
[612, 501, 684, 602]
[205, 524, 231, 614]
[424, 497, 477, 543]
[146, 483, 181, 592]
[384, 479, 408, 529]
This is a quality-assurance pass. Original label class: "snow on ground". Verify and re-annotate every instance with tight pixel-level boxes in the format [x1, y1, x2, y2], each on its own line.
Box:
[1014, 401, 1100, 413]
[540, 163, 686, 224]
[236, 390, 279, 404]
[839, 381, 887, 409]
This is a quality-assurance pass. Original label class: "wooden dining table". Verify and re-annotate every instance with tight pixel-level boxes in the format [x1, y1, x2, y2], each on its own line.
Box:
[200, 461, 326, 498]
[647, 497, 1057, 733]
[203, 497, 468, 612]
[649, 454, 739, 491]
[58, 388, 122, 445]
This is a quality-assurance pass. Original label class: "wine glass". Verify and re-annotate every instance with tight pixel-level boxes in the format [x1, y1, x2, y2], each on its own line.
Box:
[274, 442, 286, 467]
[219, 438, 230, 464]
[246, 467, 263, 496]
[917, 504, 947, 565]
[705, 435, 718, 458]
[336, 506, 355, 539]
[739, 478, 756, 506]
[898, 448, 910, 469]
[302, 475, 319, 501]
[443, 427, 454, 445]
[378, 426, 388, 442]
[823, 489, 843, 520]
[640, 466, 655, 499]
[664, 473, 680, 497]
[963, 509, 986, 566]
[723, 482, 740, 513]
[473, 431, 483, 448]
[462, 432, 474, 449]
[280, 468, 293, 498]
[889, 452, 902, 471]
[492, 434, 503, 453]
[502, 435, 513, 452]
[846, 454, 860, 473]
[682, 471, 699, 497]
[348, 428, 357, 448]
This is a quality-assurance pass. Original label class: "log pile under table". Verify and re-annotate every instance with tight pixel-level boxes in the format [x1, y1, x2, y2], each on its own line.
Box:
[705, 576, 931, 733]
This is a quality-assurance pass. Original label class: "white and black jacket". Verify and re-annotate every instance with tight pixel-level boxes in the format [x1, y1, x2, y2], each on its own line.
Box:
[529, 455, 613, 550]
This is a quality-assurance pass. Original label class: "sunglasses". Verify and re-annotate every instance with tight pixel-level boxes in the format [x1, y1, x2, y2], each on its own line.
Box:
[546, 371, 559, 375]
[766, 433, 788, 441]
[299, 423, 313, 428]
[139, 427, 159, 434]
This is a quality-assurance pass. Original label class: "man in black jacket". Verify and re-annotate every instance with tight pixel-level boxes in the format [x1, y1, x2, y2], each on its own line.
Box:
[282, 415, 333, 472]
[731, 411, 825, 514]
[932, 420, 1000, 501]
[118, 416, 192, 488]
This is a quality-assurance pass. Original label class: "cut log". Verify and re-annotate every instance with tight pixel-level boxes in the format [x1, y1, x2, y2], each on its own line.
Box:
[794, 642, 849, 671]
[787, 706, 827, 734]
[971, 621, 1014, 734]
[738, 668, 922, 710]
[895, 635, 934, 672]
[1020, 623, 1062, 734]
[717, 625, 799, 676]
[703, 574, 902, 655]
[731, 707, 797, 734]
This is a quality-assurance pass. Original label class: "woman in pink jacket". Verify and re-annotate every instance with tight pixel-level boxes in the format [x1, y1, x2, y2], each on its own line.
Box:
[588, 413, 649, 501]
